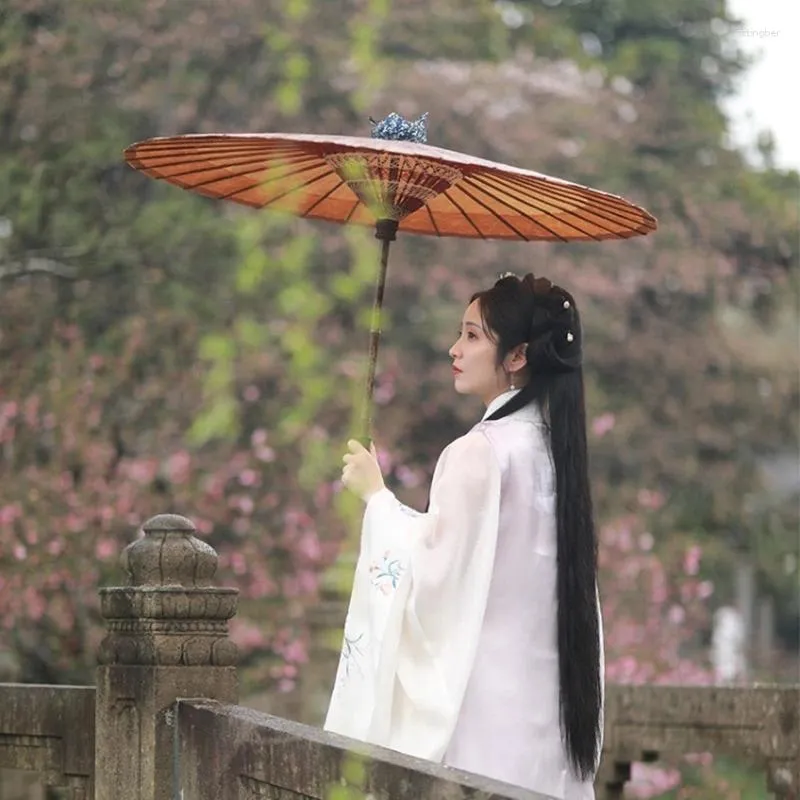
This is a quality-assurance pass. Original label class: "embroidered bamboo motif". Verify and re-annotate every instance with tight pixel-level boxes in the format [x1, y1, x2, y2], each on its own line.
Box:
[340, 631, 365, 679]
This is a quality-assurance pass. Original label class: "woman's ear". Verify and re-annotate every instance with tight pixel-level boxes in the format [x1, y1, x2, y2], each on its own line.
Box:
[505, 343, 528, 374]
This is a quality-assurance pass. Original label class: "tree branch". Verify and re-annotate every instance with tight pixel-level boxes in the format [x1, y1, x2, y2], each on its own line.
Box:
[0, 257, 79, 282]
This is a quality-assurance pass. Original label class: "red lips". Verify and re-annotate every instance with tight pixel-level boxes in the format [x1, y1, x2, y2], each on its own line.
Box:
[452, 366, 462, 375]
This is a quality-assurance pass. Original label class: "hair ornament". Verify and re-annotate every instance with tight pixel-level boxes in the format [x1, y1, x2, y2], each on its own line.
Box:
[566, 331, 574, 343]
[497, 271, 516, 280]
[563, 300, 570, 309]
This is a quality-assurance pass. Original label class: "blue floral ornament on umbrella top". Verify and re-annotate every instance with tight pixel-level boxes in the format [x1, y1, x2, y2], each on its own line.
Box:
[369, 112, 429, 143]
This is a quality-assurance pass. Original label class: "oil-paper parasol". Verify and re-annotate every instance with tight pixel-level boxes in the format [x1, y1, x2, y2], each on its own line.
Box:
[124, 113, 657, 438]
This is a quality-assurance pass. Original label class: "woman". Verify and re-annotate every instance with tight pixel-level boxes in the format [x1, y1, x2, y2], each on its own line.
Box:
[325, 273, 604, 799]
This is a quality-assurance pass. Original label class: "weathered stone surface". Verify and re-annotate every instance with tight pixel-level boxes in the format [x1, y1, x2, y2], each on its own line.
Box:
[95, 513, 240, 800]
[598, 684, 800, 799]
[175, 699, 549, 800]
[0, 683, 95, 798]
[95, 666, 238, 800]
[122, 513, 218, 588]
[98, 514, 239, 667]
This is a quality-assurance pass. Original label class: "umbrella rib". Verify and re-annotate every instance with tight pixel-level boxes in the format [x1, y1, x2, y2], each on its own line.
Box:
[134, 151, 313, 169]
[127, 148, 313, 172]
[214, 166, 336, 204]
[485, 177, 642, 234]
[298, 176, 347, 217]
[128, 142, 308, 161]
[180, 159, 330, 197]
[144, 157, 320, 186]
[425, 203, 441, 237]
[498, 171, 654, 229]
[130, 151, 314, 177]
[439, 190, 486, 238]
[470, 174, 603, 240]
[455, 180, 542, 241]
[166, 158, 327, 191]
[342, 199, 361, 223]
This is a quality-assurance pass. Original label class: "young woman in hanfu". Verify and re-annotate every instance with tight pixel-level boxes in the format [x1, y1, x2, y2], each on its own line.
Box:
[325, 273, 604, 800]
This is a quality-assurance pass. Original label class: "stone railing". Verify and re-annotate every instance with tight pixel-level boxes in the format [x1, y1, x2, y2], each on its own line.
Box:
[175, 699, 539, 800]
[600, 683, 799, 798]
[0, 683, 95, 798]
[0, 512, 797, 799]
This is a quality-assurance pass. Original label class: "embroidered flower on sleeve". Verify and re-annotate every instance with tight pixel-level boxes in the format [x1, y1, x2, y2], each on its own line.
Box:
[341, 631, 365, 679]
[369, 550, 405, 594]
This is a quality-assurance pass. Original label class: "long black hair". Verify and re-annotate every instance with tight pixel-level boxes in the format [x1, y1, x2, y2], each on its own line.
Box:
[472, 272, 602, 780]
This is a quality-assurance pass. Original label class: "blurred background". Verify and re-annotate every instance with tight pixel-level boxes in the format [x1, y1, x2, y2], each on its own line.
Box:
[0, 1, 797, 797]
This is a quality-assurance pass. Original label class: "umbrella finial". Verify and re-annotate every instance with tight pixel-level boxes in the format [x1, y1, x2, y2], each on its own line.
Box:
[370, 112, 428, 143]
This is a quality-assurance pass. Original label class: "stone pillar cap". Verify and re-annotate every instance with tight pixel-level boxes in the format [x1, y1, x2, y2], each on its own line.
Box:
[122, 513, 218, 588]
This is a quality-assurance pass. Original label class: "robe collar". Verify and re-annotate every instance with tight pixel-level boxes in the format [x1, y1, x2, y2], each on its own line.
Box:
[481, 389, 544, 424]
[482, 389, 520, 421]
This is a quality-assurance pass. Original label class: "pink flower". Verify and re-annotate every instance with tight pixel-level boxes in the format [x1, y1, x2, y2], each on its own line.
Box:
[13, 544, 27, 561]
[230, 552, 248, 575]
[238, 469, 258, 487]
[229, 620, 265, 650]
[255, 446, 275, 463]
[637, 489, 666, 510]
[591, 412, 615, 437]
[47, 538, 65, 556]
[296, 532, 322, 562]
[0, 504, 21, 526]
[166, 451, 192, 484]
[374, 378, 396, 405]
[243, 385, 260, 402]
[251, 428, 268, 447]
[683, 544, 702, 576]
[375, 447, 393, 472]
[95, 539, 116, 560]
[282, 639, 308, 664]
[668, 604, 685, 625]
[396, 465, 421, 488]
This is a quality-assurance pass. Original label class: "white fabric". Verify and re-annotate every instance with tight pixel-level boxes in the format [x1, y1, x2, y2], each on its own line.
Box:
[324, 394, 603, 799]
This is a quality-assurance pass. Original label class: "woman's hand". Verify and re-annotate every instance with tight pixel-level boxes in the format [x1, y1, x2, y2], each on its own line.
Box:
[341, 439, 385, 502]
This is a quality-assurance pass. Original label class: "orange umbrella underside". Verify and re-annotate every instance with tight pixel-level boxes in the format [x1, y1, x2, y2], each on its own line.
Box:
[124, 133, 657, 242]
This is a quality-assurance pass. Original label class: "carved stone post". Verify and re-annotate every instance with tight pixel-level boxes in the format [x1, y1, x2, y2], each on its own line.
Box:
[95, 514, 239, 800]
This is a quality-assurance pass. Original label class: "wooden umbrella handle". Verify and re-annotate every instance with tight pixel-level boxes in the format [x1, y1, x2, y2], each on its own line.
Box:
[357, 219, 398, 444]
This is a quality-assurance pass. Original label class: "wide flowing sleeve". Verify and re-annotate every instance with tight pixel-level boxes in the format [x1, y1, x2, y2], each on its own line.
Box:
[324, 429, 502, 763]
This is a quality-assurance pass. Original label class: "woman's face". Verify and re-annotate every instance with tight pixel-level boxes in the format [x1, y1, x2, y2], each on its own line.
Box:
[449, 300, 510, 406]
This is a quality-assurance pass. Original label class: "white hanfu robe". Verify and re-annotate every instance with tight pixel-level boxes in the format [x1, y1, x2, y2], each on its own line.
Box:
[324, 391, 603, 799]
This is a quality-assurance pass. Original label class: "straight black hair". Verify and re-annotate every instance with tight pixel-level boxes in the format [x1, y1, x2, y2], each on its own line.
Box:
[471, 273, 602, 780]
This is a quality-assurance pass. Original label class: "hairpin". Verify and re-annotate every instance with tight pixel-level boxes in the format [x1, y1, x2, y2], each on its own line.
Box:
[566, 331, 574, 342]
[563, 300, 570, 309]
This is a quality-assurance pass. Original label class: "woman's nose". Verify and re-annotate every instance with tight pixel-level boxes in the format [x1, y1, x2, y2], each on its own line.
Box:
[449, 341, 459, 359]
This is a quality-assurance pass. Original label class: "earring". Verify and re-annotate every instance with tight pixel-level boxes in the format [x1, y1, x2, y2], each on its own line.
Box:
[509, 375, 516, 390]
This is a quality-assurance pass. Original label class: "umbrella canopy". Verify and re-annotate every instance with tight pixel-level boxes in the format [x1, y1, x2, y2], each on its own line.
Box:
[124, 132, 656, 242]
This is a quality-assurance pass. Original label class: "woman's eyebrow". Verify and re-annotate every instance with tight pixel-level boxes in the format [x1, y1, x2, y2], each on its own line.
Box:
[464, 321, 484, 331]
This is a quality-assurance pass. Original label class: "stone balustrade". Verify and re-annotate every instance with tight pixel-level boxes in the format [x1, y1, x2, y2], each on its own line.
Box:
[0, 512, 796, 799]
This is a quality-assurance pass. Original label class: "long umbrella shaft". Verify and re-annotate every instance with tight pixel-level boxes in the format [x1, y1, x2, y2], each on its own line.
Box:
[358, 223, 396, 442]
